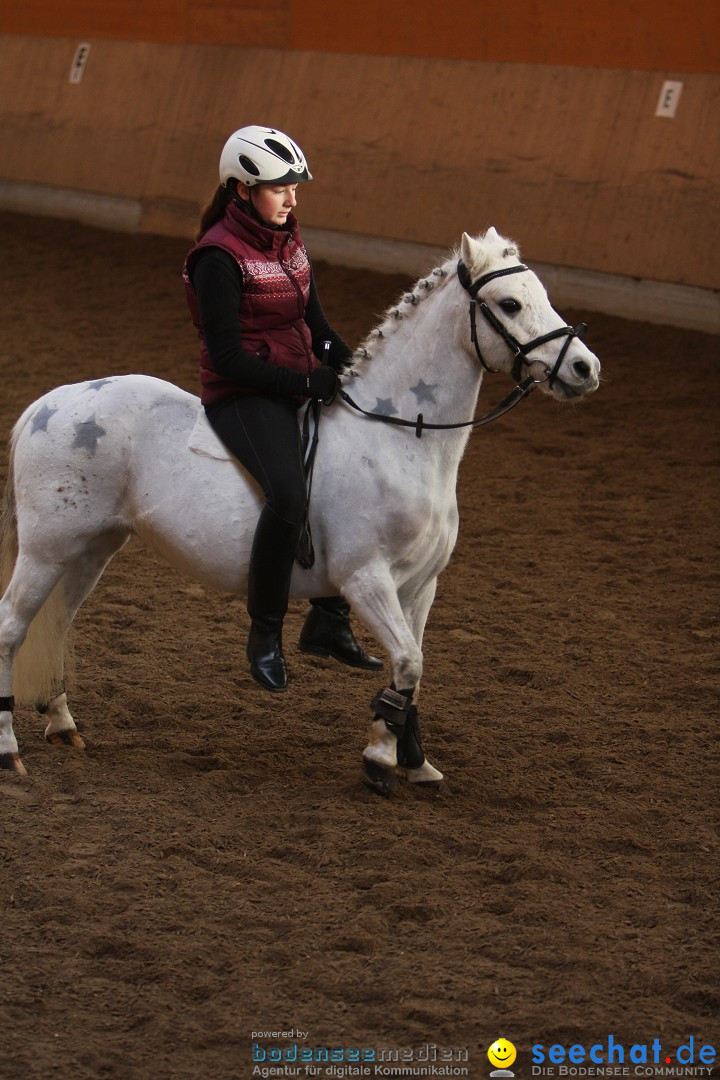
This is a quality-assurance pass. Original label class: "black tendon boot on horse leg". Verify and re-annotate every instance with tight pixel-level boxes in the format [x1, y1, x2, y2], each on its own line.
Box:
[362, 685, 444, 795]
[246, 505, 303, 692]
[362, 686, 415, 795]
[299, 596, 382, 670]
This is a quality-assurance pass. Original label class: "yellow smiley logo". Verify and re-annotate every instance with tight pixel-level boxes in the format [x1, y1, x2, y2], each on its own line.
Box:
[488, 1039, 517, 1069]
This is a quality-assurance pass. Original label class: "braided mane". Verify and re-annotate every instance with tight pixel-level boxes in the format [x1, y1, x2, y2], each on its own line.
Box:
[350, 253, 457, 370]
[351, 230, 521, 371]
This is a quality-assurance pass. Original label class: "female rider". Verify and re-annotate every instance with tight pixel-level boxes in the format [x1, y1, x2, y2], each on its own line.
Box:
[183, 125, 381, 691]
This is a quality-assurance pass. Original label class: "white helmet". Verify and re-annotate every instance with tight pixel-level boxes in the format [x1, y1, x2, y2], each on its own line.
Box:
[219, 125, 312, 188]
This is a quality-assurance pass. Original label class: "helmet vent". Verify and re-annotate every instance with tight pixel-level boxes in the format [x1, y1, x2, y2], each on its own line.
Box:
[238, 154, 260, 176]
[265, 138, 295, 163]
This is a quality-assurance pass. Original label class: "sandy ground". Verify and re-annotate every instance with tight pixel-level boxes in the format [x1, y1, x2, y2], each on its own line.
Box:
[0, 212, 718, 1080]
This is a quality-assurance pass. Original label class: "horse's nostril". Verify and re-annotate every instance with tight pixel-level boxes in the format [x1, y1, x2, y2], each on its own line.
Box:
[573, 359, 591, 379]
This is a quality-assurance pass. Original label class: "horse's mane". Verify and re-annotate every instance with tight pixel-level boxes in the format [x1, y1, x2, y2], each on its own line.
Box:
[351, 230, 521, 369]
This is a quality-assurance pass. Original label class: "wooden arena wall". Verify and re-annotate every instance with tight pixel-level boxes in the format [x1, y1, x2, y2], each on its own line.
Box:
[0, 1, 718, 297]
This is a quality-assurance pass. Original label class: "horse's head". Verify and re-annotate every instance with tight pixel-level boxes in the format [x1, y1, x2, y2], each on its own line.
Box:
[458, 229, 600, 399]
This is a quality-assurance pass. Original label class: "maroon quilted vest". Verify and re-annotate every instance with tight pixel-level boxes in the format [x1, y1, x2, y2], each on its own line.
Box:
[183, 201, 314, 405]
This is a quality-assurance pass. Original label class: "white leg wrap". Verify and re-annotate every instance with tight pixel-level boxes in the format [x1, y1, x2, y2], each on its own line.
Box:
[0, 707, 19, 757]
[399, 759, 444, 784]
[43, 692, 77, 737]
[362, 719, 398, 769]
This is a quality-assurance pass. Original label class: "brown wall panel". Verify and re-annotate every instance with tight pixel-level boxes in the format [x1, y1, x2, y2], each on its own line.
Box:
[139, 44, 303, 235]
[1, 0, 718, 72]
[0, 37, 184, 196]
[276, 55, 719, 288]
[0, 0, 190, 45]
[131, 47, 720, 288]
[187, 0, 287, 49]
[291, 0, 720, 74]
[0, 37, 718, 289]
[0, 0, 289, 47]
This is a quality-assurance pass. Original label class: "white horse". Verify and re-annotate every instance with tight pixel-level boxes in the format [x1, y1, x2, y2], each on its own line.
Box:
[0, 228, 600, 790]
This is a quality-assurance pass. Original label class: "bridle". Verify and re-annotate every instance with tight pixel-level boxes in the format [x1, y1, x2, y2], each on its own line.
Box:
[458, 261, 587, 388]
[337, 260, 588, 439]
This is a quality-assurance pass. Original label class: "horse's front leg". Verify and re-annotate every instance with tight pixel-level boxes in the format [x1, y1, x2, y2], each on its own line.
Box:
[394, 579, 444, 789]
[342, 567, 442, 794]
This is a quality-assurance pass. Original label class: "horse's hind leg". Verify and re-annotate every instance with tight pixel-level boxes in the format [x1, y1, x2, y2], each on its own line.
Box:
[0, 555, 66, 773]
[38, 530, 129, 751]
[39, 694, 84, 749]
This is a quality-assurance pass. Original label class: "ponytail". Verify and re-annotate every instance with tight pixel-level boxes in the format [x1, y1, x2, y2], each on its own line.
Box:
[196, 184, 234, 240]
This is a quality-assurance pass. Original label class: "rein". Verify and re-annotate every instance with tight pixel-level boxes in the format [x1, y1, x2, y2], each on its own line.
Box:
[339, 376, 535, 439]
[296, 398, 321, 569]
[339, 261, 587, 439]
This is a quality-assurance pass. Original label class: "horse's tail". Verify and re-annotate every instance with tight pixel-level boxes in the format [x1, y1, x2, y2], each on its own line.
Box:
[1, 417, 71, 706]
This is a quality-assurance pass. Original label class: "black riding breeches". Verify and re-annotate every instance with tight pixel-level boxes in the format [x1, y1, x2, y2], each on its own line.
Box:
[205, 394, 307, 525]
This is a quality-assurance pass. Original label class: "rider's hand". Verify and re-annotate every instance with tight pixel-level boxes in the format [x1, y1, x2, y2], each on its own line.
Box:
[305, 367, 340, 403]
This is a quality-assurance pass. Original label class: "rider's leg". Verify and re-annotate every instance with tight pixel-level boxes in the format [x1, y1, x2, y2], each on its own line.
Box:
[205, 395, 306, 691]
[246, 505, 302, 690]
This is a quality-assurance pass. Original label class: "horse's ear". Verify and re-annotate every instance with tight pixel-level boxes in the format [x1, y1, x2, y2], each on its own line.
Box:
[460, 232, 480, 272]
[461, 231, 492, 276]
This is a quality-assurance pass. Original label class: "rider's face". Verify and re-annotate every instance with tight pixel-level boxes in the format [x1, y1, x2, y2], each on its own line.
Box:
[240, 182, 298, 226]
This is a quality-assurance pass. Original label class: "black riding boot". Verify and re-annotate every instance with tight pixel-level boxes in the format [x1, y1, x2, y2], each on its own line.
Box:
[299, 596, 383, 670]
[247, 505, 303, 692]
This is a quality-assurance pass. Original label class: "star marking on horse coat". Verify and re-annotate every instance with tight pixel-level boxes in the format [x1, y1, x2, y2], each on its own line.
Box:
[373, 397, 398, 416]
[86, 378, 114, 392]
[410, 379, 439, 405]
[72, 415, 106, 455]
[30, 404, 58, 434]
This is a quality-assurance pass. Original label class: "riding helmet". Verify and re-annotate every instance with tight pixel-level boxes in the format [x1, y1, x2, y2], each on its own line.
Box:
[219, 126, 312, 187]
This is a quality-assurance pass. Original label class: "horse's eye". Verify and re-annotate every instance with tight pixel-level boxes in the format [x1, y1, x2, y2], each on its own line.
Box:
[500, 298, 521, 315]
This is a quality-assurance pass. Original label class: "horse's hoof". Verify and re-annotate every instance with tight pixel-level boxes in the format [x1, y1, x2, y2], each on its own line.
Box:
[362, 757, 397, 796]
[46, 729, 86, 750]
[399, 774, 443, 790]
[409, 778, 443, 790]
[0, 752, 28, 776]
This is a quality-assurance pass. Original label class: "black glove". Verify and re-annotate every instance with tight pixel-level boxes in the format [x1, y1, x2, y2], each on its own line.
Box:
[305, 367, 340, 403]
